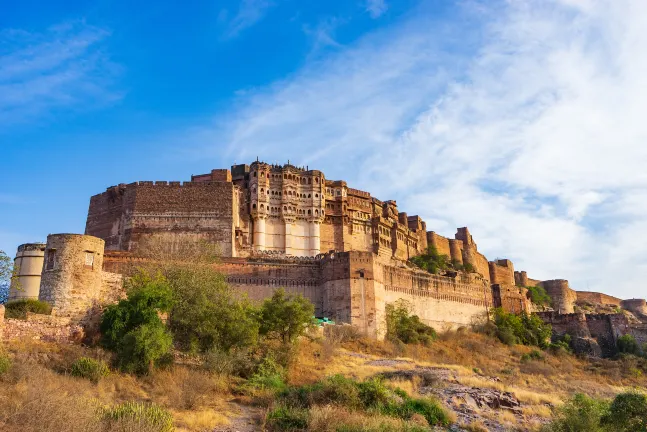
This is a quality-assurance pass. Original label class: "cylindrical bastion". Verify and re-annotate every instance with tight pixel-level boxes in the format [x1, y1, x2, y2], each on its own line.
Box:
[9, 243, 46, 300]
[38, 234, 105, 320]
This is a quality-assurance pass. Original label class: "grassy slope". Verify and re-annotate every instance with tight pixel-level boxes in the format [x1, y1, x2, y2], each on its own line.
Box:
[0, 329, 645, 431]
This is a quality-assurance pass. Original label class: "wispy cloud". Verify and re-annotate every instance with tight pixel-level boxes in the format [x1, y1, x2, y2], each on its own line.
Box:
[219, 0, 275, 39]
[365, 0, 388, 18]
[170, 0, 647, 298]
[0, 20, 122, 127]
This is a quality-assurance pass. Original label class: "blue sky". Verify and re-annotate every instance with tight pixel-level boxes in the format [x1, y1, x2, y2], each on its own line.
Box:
[2, 0, 647, 298]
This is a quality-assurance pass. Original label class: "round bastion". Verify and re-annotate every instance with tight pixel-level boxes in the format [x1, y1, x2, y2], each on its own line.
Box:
[38, 234, 105, 320]
[9, 243, 46, 301]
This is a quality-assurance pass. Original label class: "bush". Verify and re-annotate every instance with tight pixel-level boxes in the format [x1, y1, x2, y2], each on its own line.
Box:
[248, 355, 288, 392]
[521, 350, 545, 363]
[602, 392, 647, 432]
[526, 285, 552, 308]
[491, 308, 551, 348]
[259, 288, 315, 344]
[102, 401, 174, 432]
[70, 357, 110, 383]
[274, 375, 450, 427]
[117, 321, 173, 375]
[266, 405, 309, 431]
[385, 299, 437, 345]
[409, 247, 450, 274]
[542, 393, 609, 432]
[0, 353, 11, 375]
[100, 272, 174, 374]
[617, 335, 641, 356]
[4, 299, 52, 319]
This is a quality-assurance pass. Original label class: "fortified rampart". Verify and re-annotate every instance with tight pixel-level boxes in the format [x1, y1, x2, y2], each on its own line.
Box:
[576, 291, 622, 307]
[7, 158, 647, 344]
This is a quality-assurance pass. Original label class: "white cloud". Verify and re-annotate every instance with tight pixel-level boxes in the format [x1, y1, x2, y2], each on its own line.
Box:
[174, 0, 647, 299]
[365, 0, 388, 18]
[0, 21, 122, 127]
[220, 0, 275, 38]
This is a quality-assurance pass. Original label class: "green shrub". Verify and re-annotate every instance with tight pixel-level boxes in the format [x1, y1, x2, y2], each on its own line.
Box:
[0, 353, 11, 375]
[617, 335, 641, 356]
[4, 299, 52, 319]
[409, 247, 450, 274]
[602, 392, 647, 432]
[102, 401, 174, 432]
[70, 357, 110, 383]
[521, 350, 545, 363]
[526, 285, 552, 308]
[117, 321, 173, 375]
[385, 299, 437, 345]
[491, 308, 551, 348]
[100, 272, 174, 374]
[266, 405, 309, 431]
[259, 288, 315, 344]
[274, 375, 450, 427]
[542, 393, 609, 432]
[248, 355, 287, 392]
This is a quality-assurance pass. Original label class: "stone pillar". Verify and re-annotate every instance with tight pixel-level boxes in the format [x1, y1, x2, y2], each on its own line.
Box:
[254, 217, 266, 251]
[310, 222, 321, 256]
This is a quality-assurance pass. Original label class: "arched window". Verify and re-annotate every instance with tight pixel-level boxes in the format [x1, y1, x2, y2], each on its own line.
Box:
[261, 172, 265, 177]
[308, 210, 311, 215]
[253, 203, 257, 209]
[284, 206, 287, 210]
[253, 172, 257, 177]
[308, 194, 311, 198]
[315, 210, 319, 215]
[284, 174, 287, 179]
[260, 188, 264, 194]
[279, 191, 282, 196]
[260, 204, 264, 209]
[315, 194, 318, 198]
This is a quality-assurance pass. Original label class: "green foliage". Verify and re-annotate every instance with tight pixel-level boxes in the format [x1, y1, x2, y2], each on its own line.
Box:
[548, 334, 573, 355]
[117, 321, 173, 375]
[275, 375, 450, 428]
[0, 353, 11, 375]
[100, 272, 173, 351]
[602, 392, 647, 432]
[491, 308, 552, 348]
[266, 405, 309, 431]
[410, 246, 450, 274]
[167, 265, 259, 353]
[248, 355, 288, 392]
[618, 335, 641, 356]
[521, 349, 545, 363]
[259, 288, 315, 344]
[4, 299, 52, 319]
[542, 393, 609, 432]
[102, 401, 174, 432]
[385, 299, 437, 345]
[70, 357, 110, 383]
[0, 250, 12, 302]
[526, 285, 552, 307]
[100, 271, 174, 374]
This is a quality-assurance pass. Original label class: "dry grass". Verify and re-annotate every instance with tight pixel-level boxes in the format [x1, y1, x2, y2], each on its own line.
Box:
[0, 340, 239, 432]
[307, 404, 430, 432]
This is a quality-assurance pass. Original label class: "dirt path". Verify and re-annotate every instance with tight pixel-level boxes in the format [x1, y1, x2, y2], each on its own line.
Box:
[213, 404, 264, 432]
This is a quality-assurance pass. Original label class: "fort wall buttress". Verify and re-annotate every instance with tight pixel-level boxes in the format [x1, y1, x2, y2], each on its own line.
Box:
[489, 259, 515, 286]
[621, 299, 647, 316]
[427, 232, 451, 257]
[539, 279, 577, 313]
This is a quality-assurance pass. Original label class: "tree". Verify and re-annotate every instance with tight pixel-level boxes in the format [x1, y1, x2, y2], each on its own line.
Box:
[603, 392, 647, 432]
[0, 250, 13, 303]
[542, 393, 609, 432]
[617, 334, 640, 356]
[100, 271, 174, 374]
[491, 308, 552, 348]
[259, 288, 315, 344]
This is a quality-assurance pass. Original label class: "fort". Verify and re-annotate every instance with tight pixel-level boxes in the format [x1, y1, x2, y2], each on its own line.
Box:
[7, 160, 647, 351]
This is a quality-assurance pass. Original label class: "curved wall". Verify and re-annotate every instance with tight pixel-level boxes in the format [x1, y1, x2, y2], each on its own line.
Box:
[9, 243, 45, 300]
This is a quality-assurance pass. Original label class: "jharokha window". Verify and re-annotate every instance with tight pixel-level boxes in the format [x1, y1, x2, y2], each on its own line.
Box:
[84, 252, 94, 269]
[45, 249, 56, 270]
